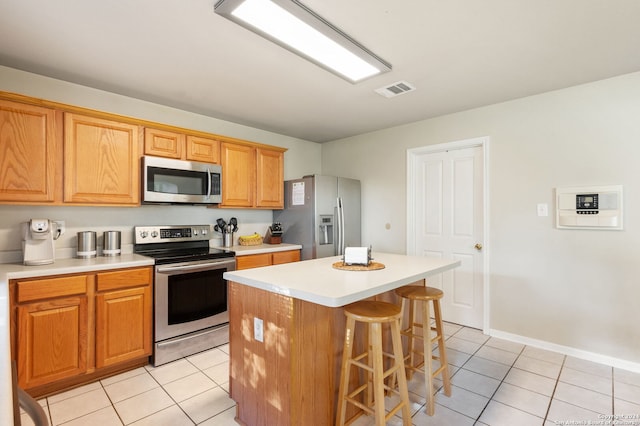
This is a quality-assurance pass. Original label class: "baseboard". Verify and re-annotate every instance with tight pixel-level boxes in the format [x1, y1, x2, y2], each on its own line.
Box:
[488, 328, 640, 374]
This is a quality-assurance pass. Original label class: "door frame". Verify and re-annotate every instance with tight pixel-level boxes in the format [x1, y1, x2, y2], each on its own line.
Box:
[406, 136, 491, 332]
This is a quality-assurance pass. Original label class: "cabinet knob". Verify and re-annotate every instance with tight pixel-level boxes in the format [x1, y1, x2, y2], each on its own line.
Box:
[474, 243, 483, 251]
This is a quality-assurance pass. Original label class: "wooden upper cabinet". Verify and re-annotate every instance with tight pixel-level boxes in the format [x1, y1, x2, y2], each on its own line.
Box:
[186, 135, 220, 164]
[221, 142, 255, 207]
[144, 128, 184, 159]
[64, 113, 141, 205]
[144, 127, 220, 164]
[221, 142, 285, 209]
[256, 148, 284, 209]
[0, 100, 62, 203]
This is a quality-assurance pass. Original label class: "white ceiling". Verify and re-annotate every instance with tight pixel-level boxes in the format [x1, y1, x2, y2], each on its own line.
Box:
[2, 0, 640, 143]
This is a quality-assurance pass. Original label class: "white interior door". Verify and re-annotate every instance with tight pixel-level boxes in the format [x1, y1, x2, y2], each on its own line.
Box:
[407, 140, 486, 329]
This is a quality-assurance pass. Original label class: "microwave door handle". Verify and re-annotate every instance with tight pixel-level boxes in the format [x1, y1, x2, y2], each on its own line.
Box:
[207, 168, 212, 198]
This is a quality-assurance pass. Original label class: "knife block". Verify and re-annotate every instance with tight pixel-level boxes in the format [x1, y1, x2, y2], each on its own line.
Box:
[264, 227, 282, 244]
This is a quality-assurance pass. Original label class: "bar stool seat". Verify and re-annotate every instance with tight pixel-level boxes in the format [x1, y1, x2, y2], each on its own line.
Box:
[336, 300, 412, 426]
[395, 284, 452, 416]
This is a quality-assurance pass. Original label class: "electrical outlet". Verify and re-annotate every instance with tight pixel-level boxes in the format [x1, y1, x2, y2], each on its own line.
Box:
[53, 220, 66, 236]
[254, 317, 264, 342]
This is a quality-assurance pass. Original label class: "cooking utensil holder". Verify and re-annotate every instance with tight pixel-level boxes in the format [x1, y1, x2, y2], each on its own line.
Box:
[223, 232, 234, 248]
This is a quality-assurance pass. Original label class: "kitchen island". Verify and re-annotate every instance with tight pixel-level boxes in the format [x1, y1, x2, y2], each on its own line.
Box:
[223, 252, 460, 426]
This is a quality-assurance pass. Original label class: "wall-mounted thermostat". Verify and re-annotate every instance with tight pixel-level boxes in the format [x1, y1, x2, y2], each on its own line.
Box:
[556, 185, 623, 230]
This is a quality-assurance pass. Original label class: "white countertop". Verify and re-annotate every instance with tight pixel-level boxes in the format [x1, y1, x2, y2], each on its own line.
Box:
[0, 253, 154, 425]
[230, 243, 302, 256]
[223, 252, 461, 307]
[0, 253, 154, 280]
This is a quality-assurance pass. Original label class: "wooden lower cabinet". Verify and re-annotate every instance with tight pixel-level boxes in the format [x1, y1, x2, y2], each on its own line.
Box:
[17, 295, 89, 389]
[10, 266, 153, 396]
[236, 249, 300, 270]
[95, 285, 151, 368]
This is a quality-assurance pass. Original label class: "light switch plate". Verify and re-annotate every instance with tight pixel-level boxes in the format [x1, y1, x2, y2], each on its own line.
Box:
[537, 203, 549, 217]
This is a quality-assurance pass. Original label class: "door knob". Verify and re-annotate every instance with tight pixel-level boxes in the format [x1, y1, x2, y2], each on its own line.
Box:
[474, 243, 483, 251]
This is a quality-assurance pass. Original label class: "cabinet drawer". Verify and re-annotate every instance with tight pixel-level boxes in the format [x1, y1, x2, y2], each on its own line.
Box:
[236, 253, 272, 270]
[17, 275, 89, 303]
[272, 250, 300, 265]
[96, 267, 152, 292]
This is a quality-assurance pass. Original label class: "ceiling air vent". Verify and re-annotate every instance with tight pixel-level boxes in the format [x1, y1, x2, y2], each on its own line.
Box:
[374, 81, 416, 98]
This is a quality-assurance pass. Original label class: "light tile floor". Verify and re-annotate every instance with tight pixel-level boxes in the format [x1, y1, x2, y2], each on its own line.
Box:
[21, 323, 640, 425]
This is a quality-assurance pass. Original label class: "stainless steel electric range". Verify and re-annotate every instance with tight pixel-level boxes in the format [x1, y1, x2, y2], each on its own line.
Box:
[134, 225, 235, 366]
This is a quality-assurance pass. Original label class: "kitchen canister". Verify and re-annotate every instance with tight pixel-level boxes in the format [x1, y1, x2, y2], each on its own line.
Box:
[77, 231, 97, 258]
[103, 230, 121, 256]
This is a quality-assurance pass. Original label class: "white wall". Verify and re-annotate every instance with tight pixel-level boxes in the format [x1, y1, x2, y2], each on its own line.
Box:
[322, 72, 640, 366]
[0, 66, 322, 260]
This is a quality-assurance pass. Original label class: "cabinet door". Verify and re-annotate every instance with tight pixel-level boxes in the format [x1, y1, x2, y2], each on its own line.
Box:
[144, 127, 184, 159]
[221, 142, 255, 207]
[95, 285, 152, 368]
[186, 135, 220, 164]
[64, 113, 141, 205]
[272, 250, 301, 265]
[0, 100, 62, 203]
[17, 296, 88, 389]
[256, 148, 284, 209]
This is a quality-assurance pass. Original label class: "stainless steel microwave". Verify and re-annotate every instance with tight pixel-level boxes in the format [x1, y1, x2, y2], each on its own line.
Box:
[142, 156, 222, 204]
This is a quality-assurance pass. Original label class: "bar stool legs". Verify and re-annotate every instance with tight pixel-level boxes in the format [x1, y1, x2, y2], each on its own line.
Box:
[336, 301, 412, 426]
[396, 285, 452, 416]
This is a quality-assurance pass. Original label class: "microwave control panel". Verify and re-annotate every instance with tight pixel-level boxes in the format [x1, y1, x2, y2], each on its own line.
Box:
[556, 185, 623, 230]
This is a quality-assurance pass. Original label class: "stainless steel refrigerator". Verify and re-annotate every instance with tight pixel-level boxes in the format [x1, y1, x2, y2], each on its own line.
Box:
[273, 175, 361, 260]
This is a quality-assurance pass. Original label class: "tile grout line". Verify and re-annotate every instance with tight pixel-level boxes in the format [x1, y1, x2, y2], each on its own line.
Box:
[97, 379, 125, 426]
[470, 338, 529, 424]
[441, 324, 494, 422]
[138, 366, 196, 426]
[611, 365, 615, 415]
[541, 352, 566, 423]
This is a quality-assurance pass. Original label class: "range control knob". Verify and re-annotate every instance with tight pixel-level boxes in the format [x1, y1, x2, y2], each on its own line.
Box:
[202, 228, 208, 236]
[139, 230, 149, 239]
[151, 231, 158, 238]
[193, 229, 199, 236]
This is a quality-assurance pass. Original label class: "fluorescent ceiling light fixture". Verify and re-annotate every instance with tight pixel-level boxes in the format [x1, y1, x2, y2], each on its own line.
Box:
[214, 0, 391, 83]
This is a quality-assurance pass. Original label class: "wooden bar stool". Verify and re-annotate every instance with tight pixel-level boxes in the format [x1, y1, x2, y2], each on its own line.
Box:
[336, 300, 412, 426]
[395, 284, 451, 416]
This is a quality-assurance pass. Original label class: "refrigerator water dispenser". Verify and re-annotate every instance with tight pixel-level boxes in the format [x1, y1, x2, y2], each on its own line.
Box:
[319, 215, 333, 245]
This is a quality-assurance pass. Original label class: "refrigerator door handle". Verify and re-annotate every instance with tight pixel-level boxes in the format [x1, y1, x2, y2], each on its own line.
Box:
[337, 197, 345, 255]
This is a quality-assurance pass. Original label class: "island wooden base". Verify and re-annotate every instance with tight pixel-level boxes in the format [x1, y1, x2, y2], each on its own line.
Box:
[228, 280, 420, 426]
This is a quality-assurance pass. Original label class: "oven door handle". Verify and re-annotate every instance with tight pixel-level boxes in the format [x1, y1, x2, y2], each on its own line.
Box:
[156, 261, 233, 273]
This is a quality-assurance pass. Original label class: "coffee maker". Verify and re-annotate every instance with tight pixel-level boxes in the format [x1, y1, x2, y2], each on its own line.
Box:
[22, 219, 60, 265]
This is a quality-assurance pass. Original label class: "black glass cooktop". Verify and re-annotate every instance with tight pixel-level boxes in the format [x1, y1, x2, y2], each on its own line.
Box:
[134, 241, 234, 265]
